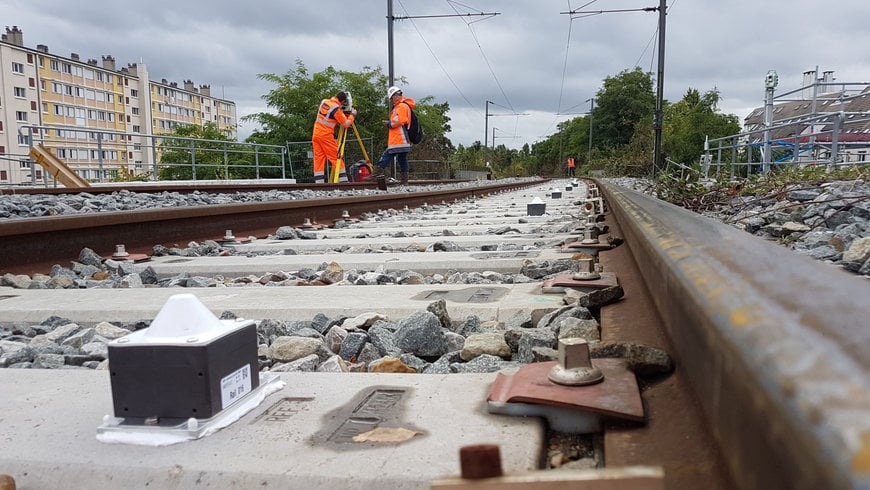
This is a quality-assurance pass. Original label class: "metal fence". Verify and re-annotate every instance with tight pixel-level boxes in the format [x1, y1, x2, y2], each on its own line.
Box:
[5, 125, 288, 187]
[702, 75, 870, 179]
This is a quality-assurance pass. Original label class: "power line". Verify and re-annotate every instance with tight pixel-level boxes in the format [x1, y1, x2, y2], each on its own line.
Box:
[635, 0, 676, 71]
[396, 0, 477, 109]
[448, 1, 515, 112]
[556, 3, 575, 117]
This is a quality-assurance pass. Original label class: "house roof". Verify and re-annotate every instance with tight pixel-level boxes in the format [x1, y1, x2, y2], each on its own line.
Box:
[743, 86, 870, 144]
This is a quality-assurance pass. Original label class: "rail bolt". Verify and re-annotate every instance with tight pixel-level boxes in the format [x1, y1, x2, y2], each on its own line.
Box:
[113, 244, 129, 258]
[548, 338, 604, 386]
[580, 227, 599, 245]
[341, 210, 350, 219]
[573, 257, 600, 281]
[223, 230, 235, 240]
[459, 444, 503, 480]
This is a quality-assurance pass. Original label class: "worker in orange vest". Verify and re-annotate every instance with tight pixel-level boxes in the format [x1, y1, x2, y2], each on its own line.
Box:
[567, 157, 576, 177]
[368, 86, 415, 186]
[311, 91, 357, 183]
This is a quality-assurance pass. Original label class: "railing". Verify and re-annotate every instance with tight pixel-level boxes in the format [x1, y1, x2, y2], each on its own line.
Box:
[703, 111, 870, 179]
[7, 125, 288, 187]
[701, 76, 870, 179]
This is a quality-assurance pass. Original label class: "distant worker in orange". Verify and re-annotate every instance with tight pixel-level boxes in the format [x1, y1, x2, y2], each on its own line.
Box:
[311, 91, 357, 183]
[567, 156, 576, 177]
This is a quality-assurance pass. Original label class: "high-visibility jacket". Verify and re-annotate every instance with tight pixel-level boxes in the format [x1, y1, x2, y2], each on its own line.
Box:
[385, 96, 415, 152]
[311, 96, 353, 183]
[568, 158, 575, 168]
[312, 97, 355, 139]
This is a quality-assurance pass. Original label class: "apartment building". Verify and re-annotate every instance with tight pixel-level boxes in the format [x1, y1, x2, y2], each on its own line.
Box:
[0, 26, 237, 185]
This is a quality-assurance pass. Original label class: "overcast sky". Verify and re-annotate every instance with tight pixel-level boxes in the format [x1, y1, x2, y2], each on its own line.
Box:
[8, 0, 870, 150]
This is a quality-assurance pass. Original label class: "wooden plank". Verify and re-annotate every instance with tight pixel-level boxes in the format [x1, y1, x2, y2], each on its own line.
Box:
[431, 466, 664, 490]
[29, 144, 90, 188]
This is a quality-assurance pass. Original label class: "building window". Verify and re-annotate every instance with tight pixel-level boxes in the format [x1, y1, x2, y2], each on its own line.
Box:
[0, 170, 7, 180]
[131, 107, 139, 115]
[0, 145, 5, 153]
[31, 101, 37, 111]
[50, 60, 59, 71]
[27, 53, 33, 64]
[16, 111, 28, 121]
[18, 134, 30, 145]
[130, 89, 138, 97]
[12, 62, 24, 74]
[14, 87, 26, 97]
[28, 77, 35, 87]
[0, 121, 3, 131]
[132, 125, 140, 133]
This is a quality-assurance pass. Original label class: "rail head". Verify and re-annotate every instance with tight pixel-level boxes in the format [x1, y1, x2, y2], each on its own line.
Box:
[597, 179, 870, 490]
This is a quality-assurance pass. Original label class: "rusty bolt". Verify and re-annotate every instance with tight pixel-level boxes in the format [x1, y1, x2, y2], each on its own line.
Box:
[113, 244, 129, 258]
[223, 230, 235, 240]
[573, 257, 600, 281]
[580, 227, 599, 245]
[459, 444, 503, 479]
[548, 338, 604, 386]
[0, 474, 15, 490]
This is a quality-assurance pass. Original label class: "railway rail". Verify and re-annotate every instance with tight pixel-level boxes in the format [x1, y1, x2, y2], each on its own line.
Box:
[0, 179, 533, 275]
[0, 178, 867, 489]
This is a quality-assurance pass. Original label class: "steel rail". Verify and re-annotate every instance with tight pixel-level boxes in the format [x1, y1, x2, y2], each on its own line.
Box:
[597, 180, 870, 490]
[0, 180, 544, 275]
[0, 180, 461, 196]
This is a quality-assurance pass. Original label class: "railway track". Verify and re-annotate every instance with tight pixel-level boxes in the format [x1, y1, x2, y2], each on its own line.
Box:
[0, 179, 534, 275]
[0, 178, 867, 489]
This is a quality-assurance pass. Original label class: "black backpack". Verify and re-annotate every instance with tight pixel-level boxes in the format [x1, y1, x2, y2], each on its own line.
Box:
[403, 102, 424, 144]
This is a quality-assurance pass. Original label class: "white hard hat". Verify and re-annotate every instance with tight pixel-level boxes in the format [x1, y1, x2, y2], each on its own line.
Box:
[387, 86, 402, 98]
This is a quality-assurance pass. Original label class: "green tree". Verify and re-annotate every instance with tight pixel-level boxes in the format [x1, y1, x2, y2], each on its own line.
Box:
[594, 67, 656, 149]
[243, 61, 452, 181]
[157, 123, 269, 180]
[662, 88, 740, 166]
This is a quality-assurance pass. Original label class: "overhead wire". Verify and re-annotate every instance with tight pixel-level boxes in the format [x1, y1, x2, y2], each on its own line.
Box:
[396, 0, 477, 111]
[447, 0, 515, 113]
[542, 0, 598, 140]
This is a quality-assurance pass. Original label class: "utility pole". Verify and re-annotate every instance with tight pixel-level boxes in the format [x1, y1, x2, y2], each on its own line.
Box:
[762, 70, 778, 173]
[387, 0, 395, 87]
[386, 1, 499, 90]
[484, 100, 493, 149]
[562, 1, 667, 176]
[652, 0, 666, 178]
[586, 97, 595, 165]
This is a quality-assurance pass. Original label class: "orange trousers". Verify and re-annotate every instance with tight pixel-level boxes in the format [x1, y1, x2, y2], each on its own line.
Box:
[312, 136, 347, 183]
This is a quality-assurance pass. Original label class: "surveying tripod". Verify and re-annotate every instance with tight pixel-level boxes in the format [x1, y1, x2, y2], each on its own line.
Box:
[331, 121, 372, 183]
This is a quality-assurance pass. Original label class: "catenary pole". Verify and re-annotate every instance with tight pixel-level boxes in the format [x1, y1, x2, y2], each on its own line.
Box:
[653, 0, 666, 178]
[387, 0, 395, 87]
